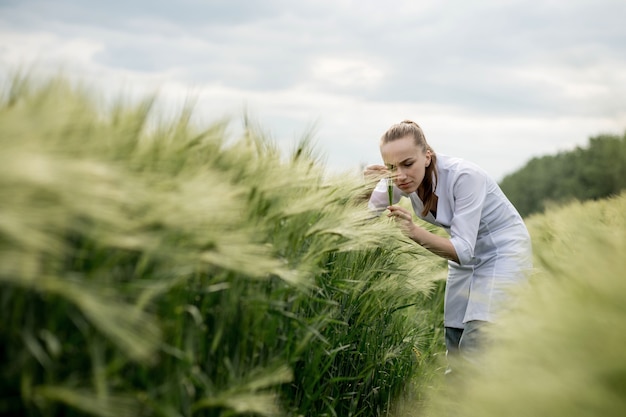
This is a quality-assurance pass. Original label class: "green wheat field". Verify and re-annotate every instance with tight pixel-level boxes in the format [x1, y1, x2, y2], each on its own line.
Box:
[1, 76, 625, 417]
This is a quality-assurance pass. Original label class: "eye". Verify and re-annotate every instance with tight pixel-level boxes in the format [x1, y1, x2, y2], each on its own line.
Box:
[404, 161, 414, 167]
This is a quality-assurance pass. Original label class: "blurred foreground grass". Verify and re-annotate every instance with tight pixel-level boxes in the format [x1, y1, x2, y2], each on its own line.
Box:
[0, 75, 447, 417]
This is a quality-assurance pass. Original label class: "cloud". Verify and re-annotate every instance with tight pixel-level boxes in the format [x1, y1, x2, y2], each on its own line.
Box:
[1, 0, 625, 180]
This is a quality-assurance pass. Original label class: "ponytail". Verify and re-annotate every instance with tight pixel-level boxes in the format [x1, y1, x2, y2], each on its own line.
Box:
[420, 148, 438, 217]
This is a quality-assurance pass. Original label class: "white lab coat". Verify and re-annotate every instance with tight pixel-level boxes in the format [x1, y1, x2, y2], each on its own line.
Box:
[369, 154, 532, 328]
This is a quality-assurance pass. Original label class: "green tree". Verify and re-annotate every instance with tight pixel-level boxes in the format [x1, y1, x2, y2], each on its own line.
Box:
[500, 131, 626, 217]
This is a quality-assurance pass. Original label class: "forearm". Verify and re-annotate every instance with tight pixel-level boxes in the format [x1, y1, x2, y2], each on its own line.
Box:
[409, 225, 460, 263]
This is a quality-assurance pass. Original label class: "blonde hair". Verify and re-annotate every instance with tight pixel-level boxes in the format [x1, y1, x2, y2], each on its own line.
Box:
[380, 120, 438, 217]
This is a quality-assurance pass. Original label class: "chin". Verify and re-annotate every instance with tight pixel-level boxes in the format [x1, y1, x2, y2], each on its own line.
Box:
[399, 184, 418, 193]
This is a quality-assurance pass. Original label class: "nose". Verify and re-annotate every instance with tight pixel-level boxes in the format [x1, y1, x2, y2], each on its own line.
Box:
[396, 167, 408, 180]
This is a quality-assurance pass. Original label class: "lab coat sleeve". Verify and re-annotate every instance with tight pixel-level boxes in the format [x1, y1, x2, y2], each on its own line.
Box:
[367, 179, 402, 214]
[448, 170, 487, 266]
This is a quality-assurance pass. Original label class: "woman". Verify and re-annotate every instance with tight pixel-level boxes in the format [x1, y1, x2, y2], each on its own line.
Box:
[365, 120, 532, 365]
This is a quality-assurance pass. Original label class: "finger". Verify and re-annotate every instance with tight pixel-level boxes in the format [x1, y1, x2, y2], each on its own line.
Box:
[365, 164, 387, 171]
[364, 167, 387, 176]
[396, 211, 411, 221]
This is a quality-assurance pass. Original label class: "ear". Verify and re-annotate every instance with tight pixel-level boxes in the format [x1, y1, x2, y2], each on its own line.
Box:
[425, 150, 432, 167]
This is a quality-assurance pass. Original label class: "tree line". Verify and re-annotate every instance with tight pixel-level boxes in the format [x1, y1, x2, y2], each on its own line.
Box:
[499, 131, 626, 218]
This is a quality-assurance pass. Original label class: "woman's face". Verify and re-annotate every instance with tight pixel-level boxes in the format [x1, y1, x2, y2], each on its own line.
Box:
[380, 135, 431, 194]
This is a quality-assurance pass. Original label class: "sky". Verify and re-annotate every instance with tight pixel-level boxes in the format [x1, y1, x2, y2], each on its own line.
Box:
[1, 0, 625, 180]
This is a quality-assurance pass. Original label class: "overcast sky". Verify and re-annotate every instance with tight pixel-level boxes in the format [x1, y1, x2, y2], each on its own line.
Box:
[1, 0, 625, 180]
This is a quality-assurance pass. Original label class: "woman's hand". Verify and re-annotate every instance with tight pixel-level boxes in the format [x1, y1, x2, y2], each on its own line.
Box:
[388, 205, 460, 263]
[357, 164, 389, 203]
[363, 164, 388, 183]
[387, 205, 416, 236]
